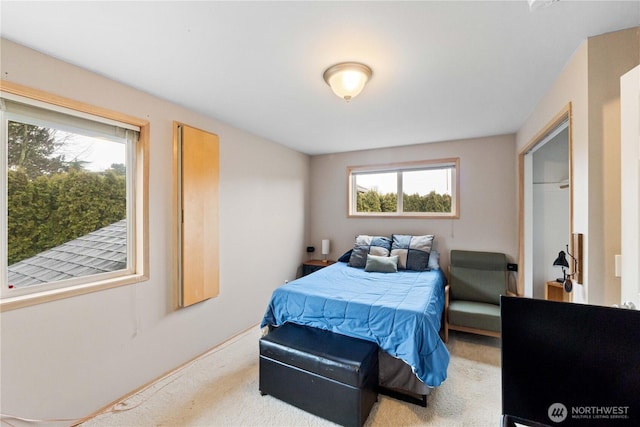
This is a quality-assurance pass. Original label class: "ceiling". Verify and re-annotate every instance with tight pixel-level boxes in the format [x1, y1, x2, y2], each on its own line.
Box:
[1, 1, 638, 155]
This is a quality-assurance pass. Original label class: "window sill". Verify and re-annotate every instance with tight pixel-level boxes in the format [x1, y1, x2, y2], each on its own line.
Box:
[1, 273, 149, 312]
[348, 213, 459, 219]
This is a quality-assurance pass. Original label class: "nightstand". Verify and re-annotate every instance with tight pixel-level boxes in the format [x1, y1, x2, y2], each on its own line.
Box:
[545, 281, 570, 302]
[302, 259, 336, 276]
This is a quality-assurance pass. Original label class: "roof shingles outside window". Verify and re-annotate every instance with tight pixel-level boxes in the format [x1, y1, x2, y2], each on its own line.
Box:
[7, 220, 126, 288]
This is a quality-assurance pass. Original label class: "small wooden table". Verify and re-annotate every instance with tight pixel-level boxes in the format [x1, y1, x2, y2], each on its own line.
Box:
[302, 259, 336, 276]
[545, 281, 570, 302]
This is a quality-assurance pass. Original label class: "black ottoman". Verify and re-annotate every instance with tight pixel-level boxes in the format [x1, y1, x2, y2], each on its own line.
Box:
[259, 323, 379, 427]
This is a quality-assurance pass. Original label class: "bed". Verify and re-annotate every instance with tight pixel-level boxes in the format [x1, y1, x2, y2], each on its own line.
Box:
[260, 245, 450, 404]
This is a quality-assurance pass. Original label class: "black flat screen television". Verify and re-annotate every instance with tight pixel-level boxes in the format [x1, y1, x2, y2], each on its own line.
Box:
[501, 296, 640, 427]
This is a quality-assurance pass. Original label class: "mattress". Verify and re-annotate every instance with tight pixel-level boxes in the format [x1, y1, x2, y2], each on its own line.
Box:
[260, 262, 450, 387]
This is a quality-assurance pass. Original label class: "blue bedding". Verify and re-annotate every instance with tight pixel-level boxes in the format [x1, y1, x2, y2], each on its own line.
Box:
[260, 262, 450, 387]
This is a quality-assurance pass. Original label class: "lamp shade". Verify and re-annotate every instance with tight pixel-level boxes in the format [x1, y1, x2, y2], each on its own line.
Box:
[321, 239, 330, 256]
[553, 251, 569, 268]
[323, 62, 372, 102]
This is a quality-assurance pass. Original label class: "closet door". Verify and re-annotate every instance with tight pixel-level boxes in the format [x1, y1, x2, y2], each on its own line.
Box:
[175, 123, 219, 307]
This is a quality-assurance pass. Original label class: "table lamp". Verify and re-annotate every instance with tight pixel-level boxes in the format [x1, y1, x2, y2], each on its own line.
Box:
[321, 239, 330, 263]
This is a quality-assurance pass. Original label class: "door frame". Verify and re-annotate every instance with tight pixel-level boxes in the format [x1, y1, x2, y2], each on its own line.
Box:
[518, 103, 573, 297]
[620, 65, 640, 307]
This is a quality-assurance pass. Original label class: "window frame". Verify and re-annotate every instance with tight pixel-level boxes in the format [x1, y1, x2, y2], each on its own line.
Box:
[347, 158, 460, 219]
[0, 81, 149, 311]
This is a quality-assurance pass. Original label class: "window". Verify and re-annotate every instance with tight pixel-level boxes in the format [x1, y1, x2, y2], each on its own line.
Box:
[348, 158, 459, 218]
[1, 83, 148, 310]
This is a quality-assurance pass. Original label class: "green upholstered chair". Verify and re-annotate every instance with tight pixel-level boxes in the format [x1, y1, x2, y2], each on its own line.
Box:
[444, 250, 508, 343]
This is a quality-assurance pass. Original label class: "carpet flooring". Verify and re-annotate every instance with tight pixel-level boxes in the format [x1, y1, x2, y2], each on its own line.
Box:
[83, 327, 502, 426]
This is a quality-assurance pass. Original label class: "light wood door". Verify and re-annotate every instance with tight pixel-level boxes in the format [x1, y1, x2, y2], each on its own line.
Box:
[176, 123, 219, 307]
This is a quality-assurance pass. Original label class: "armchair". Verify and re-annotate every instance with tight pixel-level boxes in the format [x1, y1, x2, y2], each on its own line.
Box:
[444, 250, 508, 343]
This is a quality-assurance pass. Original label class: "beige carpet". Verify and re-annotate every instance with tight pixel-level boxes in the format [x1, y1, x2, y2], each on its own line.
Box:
[83, 327, 501, 426]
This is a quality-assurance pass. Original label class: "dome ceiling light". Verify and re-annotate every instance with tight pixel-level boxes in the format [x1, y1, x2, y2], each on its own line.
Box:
[323, 62, 372, 102]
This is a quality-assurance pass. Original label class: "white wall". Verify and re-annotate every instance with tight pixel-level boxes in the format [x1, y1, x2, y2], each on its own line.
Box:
[0, 39, 310, 422]
[620, 65, 640, 307]
[586, 28, 639, 305]
[532, 184, 570, 297]
[309, 134, 518, 272]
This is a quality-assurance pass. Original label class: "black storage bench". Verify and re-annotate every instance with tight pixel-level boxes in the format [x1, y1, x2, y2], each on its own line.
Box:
[259, 323, 379, 427]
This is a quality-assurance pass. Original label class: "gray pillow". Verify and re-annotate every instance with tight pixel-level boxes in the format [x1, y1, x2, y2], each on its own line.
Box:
[390, 234, 434, 271]
[348, 235, 392, 268]
[428, 250, 440, 270]
[365, 254, 398, 273]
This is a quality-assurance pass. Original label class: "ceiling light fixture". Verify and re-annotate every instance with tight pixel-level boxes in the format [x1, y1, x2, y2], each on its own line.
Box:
[323, 62, 372, 102]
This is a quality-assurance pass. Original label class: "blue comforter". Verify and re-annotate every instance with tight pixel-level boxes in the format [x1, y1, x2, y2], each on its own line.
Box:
[260, 262, 450, 387]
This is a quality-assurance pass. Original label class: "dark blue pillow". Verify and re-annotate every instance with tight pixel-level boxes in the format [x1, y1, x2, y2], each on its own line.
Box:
[338, 249, 353, 263]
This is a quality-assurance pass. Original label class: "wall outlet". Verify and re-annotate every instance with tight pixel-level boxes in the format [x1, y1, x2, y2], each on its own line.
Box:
[507, 263, 518, 272]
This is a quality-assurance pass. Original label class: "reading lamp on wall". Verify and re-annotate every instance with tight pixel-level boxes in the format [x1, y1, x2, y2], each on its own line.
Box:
[553, 251, 570, 282]
[552, 244, 578, 293]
